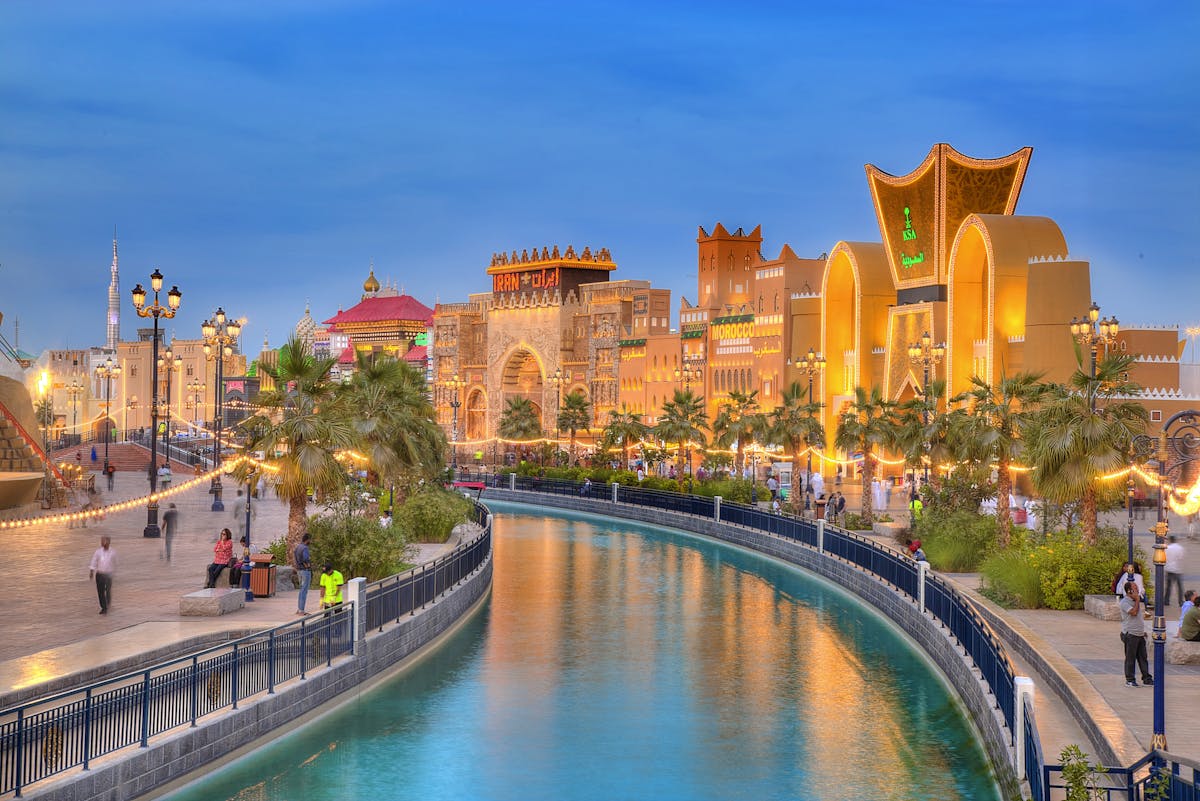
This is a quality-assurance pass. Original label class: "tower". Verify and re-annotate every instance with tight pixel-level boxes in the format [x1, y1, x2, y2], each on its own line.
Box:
[696, 224, 762, 312]
[106, 228, 120, 350]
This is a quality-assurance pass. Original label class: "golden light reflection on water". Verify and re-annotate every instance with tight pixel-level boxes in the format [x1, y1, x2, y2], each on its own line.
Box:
[486, 512, 977, 800]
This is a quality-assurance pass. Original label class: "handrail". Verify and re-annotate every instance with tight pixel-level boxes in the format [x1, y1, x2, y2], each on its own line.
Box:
[0, 606, 354, 796]
[0, 401, 66, 484]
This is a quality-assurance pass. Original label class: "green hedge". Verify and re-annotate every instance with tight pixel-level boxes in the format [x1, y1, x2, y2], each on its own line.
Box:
[913, 509, 998, 572]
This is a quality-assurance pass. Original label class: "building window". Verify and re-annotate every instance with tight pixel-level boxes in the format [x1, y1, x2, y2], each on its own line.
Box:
[1120, 341, 1128, 351]
[1150, 409, 1162, 422]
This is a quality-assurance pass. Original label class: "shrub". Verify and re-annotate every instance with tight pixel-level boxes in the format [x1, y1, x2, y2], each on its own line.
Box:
[397, 486, 474, 543]
[914, 509, 997, 572]
[1031, 529, 1132, 610]
[840, 512, 871, 531]
[691, 478, 763, 504]
[980, 549, 1043, 608]
[306, 513, 413, 581]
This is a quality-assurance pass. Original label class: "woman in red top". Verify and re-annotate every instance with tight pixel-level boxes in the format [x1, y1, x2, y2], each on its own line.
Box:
[205, 529, 235, 588]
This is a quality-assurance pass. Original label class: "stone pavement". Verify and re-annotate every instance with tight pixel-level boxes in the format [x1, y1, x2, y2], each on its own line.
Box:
[2, 473, 1197, 768]
[0, 469, 455, 696]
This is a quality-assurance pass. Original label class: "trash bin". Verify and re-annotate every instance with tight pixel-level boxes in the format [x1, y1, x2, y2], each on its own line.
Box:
[250, 554, 276, 598]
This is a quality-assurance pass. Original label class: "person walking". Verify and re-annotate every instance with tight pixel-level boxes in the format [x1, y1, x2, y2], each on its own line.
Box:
[1119, 580, 1153, 687]
[88, 536, 116, 614]
[1164, 536, 1185, 607]
[232, 489, 248, 538]
[908, 494, 924, 523]
[105, 463, 115, 492]
[294, 534, 313, 615]
[161, 503, 179, 563]
[319, 561, 345, 610]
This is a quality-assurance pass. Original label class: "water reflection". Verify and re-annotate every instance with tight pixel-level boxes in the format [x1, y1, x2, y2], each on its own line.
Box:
[160, 506, 999, 801]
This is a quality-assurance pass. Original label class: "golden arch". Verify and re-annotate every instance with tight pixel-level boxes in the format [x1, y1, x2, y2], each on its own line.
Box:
[946, 214, 1068, 396]
[498, 346, 546, 429]
[465, 387, 487, 440]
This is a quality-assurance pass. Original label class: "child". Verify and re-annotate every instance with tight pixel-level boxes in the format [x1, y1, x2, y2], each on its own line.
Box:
[320, 562, 345, 610]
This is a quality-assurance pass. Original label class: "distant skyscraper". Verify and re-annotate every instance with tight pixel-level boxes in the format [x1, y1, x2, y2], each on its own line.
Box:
[106, 229, 120, 350]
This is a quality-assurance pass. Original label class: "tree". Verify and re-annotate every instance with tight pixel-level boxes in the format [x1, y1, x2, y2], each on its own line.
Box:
[711, 389, 763, 476]
[834, 386, 897, 525]
[952, 371, 1050, 547]
[894, 378, 949, 484]
[653, 388, 709, 486]
[767, 381, 824, 511]
[498, 397, 542, 458]
[557, 390, 591, 466]
[601, 406, 648, 470]
[1026, 353, 1147, 545]
[239, 338, 356, 564]
[338, 354, 445, 500]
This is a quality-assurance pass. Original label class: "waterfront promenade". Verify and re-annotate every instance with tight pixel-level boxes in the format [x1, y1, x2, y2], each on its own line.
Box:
[2, 472, 1197, 771]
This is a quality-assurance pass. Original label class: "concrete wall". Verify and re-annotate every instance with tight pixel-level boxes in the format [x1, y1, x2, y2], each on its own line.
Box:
[26, 559, 493, 801]
[483, 488, 1019, 798]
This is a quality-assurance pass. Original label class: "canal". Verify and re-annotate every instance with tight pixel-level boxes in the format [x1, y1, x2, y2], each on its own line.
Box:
[160, 504, 1000, 801]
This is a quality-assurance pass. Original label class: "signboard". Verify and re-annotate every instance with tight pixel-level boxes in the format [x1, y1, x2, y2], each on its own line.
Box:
[493, 266, 560, 294]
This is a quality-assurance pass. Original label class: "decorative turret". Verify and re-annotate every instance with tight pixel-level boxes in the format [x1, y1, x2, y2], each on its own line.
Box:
[363, 262, 380, 298]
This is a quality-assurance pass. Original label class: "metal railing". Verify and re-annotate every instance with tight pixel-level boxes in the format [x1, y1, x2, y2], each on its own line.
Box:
[1044, 750, 1200, 800]
[1024, 695, 1047, 801]
[364, 504, 492, 632]
[0, 607, 353, 797]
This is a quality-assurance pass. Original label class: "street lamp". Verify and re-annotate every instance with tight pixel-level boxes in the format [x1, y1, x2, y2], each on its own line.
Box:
[187, 379, 206, 428]
[1070, 301, 1119, 410]
[95, 357, 121, 472]
[793, 346, 826, 510]
[66, 378, 84, 446]
[549, 367, 567, 465]
[673, 360, 703, 492]
[444, 373, 465, 474]
[131, 269, 182, 537]
[907, 331, 946, 485]
[158, 345, 183, 469]
[202, 309, 240, 512]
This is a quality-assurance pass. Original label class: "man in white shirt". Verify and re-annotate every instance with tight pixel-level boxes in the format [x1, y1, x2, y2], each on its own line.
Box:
[88, 536, 117, 615]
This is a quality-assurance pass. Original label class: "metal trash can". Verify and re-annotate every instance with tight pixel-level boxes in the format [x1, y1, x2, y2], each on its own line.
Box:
[250, 554, 277, 597]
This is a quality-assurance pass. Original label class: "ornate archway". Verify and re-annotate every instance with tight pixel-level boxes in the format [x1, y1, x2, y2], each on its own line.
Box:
[500, 349, 545, 429]
[465, 388, 487, 440]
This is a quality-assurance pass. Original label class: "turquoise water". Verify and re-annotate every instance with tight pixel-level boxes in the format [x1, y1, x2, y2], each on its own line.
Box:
[161, 505, 1000, 801]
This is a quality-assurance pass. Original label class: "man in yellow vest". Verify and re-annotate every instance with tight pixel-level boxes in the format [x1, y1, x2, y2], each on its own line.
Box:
[319, 561, 345, 610]
[908, 494, 924, 523]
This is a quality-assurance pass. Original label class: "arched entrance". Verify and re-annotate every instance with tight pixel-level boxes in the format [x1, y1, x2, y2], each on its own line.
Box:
[465, 388, 487, 440]
[500, 349, 545, 430]
[947, 220, 993, 397]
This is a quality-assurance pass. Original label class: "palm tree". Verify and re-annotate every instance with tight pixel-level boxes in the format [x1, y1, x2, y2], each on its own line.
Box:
[557, 390, 591, 466]
[712, 389, 762, 476]
[238, 338, 356, 563]
[834, 386, 897, 525]
[768, 381, 824, 511]
[654, 388, 709, 487]
[894, 378, 947, 484]
[1026, 353, 1147, 544]
[338, 354, 445, 499]
[602, 405, 648, 469]
[498, 397, 542, 460]
[952, 371, 1050, 547]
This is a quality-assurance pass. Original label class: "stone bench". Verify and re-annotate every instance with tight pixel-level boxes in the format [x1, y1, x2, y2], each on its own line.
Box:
[1167, 638, 1200, 665]
[180, 588, 244, 616]
[1084, 593, 1122, 621]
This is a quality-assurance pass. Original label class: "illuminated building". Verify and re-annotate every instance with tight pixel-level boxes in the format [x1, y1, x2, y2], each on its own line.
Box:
[322, 266, 433, 377]
[433, 246, 653, 443]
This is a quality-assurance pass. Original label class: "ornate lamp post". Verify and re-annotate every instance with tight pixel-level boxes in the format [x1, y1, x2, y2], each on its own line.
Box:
[1069, 301, 1119, 410]
[907, 331, 946, 485]
[202, 309, 240, 512]
[131, 269, 182, 538]
[1148, 410, 1200, 754]
[66, 378, 84, 445]
[673, 361, 703, 493]
[187, 379, 205, 428]
[158, 345, 183, 468]
[444, 374, 465, 473]
[549, 367, 566, 465]
[95, 358, 121, 472]
[794, 347, 825, 510]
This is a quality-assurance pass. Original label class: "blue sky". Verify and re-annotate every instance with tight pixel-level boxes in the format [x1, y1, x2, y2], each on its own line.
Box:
[2, 1, 1197, 353]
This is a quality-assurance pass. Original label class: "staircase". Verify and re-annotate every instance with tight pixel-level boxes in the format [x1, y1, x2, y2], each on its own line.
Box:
[52, 441, 197, 475]
[0, 410, 71, 509]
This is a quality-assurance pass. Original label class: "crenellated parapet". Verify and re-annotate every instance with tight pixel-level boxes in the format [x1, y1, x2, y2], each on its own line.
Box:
[488, 245, 614, 271]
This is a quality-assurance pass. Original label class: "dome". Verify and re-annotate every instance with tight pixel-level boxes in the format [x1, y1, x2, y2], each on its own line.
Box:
[363, 268, 380, 294]
[294, 301, 318, 346]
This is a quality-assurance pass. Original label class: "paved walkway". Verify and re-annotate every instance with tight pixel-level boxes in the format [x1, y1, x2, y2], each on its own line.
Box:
[2, 474, 1197, 768]
[0, 470, 454, 694]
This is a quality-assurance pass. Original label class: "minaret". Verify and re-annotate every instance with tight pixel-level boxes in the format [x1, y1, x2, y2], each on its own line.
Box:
[106, 228, 120, 350]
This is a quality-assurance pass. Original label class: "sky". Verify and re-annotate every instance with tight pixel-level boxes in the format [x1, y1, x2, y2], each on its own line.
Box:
[2, 0, 1198, 354]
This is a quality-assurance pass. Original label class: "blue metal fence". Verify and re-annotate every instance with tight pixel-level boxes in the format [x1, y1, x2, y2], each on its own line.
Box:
[1044, 750, 1200, 801]
[364, 508, 492, 633]
[0, 607, 352, 797]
